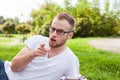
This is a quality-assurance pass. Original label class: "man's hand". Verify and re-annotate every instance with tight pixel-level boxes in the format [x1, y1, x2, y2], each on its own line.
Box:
[11, 44, 51, 72]
[32, 44, 51, 57]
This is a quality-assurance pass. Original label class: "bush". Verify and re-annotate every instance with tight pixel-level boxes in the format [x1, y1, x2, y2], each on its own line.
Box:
[41, 20, 51, 37]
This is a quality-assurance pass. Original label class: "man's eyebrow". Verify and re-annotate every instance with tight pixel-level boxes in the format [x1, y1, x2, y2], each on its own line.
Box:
[51, 27, 64, 31]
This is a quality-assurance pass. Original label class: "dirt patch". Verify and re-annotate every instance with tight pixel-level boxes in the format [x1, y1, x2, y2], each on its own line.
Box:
[89, 38, 120, 54]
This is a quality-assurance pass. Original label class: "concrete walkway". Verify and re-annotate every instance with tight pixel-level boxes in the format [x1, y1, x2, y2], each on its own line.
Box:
[89, 38, 120, 54]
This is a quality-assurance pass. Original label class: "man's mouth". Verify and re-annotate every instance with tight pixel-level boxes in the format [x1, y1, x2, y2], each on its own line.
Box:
[50, 38, 56, 42]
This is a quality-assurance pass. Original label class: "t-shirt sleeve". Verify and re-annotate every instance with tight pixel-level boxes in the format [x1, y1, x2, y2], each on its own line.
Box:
[24, 35, 42, 50]
[65, 56, 80, 79]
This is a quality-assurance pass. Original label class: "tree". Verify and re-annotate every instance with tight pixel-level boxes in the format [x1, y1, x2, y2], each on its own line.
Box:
[16, 23, 31, 42]
[112, 0, 120, 18]
[30, 2, 62, 36]
[105, 0, 110, 14]
[14, 17, 19, 26]
[2, 22, 15, 37]
[0, 16, 6, 24]
[90, 0, 100, 9]
[29, 0, 120, 37]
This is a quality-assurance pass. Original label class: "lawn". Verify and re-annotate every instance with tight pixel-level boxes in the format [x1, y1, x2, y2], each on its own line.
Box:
[67, 38, 120, 80]
[0, 36, 120, 80]
[0, 37, 24, 60]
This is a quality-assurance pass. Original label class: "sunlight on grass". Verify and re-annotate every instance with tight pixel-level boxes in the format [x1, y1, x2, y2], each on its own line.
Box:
[67, 38, 120, 80]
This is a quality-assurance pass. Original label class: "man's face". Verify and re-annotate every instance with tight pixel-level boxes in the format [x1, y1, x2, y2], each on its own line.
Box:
[49, 17, 73, 48]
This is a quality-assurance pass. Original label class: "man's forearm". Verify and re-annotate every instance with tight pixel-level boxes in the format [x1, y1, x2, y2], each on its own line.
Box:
[10, 46, 37, 72]
[11, 51, 36, 72]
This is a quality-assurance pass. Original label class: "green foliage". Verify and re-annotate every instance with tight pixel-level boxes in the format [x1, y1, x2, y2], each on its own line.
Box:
[2, 22, 16, 37]
[0, 16, 20, 34]
[2, 22, 15, 33]
[0, 16, 6, 24]
[41, 20, 51, 37]
[29, 0, 120, 37]
[91, 14, 118, 36]
[0, 25, 3, 33]
[30, 2, 63, 36]
[16, 23, 31, 34]
[0, 0, 120, 37]
[16, 23, 31, 42]
[65, 0, 120, 37]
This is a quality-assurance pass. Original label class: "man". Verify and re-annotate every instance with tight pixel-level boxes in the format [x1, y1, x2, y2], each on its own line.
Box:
[1, 12, 80, 80]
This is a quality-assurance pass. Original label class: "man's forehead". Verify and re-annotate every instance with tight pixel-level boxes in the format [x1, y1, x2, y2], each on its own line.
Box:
[51, 17, 71, 27]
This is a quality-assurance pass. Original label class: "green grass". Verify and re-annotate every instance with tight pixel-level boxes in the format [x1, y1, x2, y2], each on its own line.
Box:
[67, 38, 120, 80]
[0, 36, 24, 60]
[0, 34, 22, 38]
[0, 44, 23, 60]
[0, 36, 120, 80]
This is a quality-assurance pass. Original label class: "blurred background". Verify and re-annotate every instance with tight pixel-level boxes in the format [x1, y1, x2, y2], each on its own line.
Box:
[0, 0, 120, 38]
[0, 0, 120, 80]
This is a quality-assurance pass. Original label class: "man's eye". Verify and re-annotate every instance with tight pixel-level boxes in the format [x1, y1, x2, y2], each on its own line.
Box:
[52, 28, 55, 31]
[58, 30, 64, 33]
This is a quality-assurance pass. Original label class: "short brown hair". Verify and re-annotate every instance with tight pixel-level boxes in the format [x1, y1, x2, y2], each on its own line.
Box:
[56, 12, 75, 30]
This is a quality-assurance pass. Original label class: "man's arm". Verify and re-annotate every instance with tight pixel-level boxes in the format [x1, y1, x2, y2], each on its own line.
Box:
[11, 44, 49, 72]
[11, 46, 36, 72]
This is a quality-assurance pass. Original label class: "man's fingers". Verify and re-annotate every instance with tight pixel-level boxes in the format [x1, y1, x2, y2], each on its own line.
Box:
[37, 49, 46, 55]
[46, 47, 51, 52]
[40, 44, 45, 48]
[39, 44, 51, 52]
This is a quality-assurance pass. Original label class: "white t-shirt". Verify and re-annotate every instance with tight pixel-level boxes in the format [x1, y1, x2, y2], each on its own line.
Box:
[4, 35, 79, 80]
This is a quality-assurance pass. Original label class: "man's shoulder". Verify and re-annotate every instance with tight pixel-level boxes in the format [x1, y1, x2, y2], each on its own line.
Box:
[24, 35, 49, 49]
[66, 48, 76, 56]
[26, 35, 49, 42]
[65, 48, 78, 61]
[29, 35, 48, 39]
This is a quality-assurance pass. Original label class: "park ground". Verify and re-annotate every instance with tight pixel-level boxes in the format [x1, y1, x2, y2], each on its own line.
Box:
[89, 37, 120, 54]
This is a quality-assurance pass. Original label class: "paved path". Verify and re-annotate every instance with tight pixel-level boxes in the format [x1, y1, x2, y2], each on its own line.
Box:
[6, 39, 21, 46]
[89, 38, 120, 54]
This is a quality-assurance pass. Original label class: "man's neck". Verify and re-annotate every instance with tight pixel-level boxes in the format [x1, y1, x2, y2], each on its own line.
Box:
[48, 44, 67, 58]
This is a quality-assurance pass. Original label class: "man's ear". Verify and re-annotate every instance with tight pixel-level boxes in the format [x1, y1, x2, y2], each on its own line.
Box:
[68, 32, 74, 39]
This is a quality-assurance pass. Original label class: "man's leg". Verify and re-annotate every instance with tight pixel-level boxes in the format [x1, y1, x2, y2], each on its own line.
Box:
[0, 60, 9, 80]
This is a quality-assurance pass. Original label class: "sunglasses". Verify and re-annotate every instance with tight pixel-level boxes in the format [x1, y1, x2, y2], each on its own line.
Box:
[49, 27, 73, 36]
